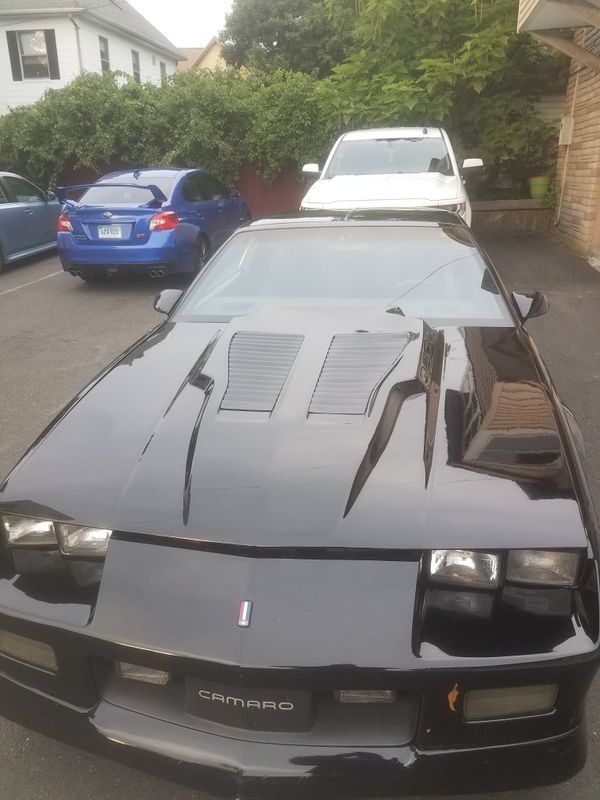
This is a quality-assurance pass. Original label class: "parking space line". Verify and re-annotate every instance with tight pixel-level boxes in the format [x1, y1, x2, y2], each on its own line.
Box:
[0, 271, 62, 298]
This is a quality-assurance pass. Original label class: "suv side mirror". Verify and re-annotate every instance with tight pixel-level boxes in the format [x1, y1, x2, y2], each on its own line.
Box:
[46, 190, 57, 201]
[154, 289, 183, 315]
[462, 158, 483, 171]
[230, 188, 240, 198]
[511, 291, 549, 321]
[302, 163, 321, 176]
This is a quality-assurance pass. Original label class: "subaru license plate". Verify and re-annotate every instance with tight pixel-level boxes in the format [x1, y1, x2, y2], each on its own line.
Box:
[98, 225, 122, 239]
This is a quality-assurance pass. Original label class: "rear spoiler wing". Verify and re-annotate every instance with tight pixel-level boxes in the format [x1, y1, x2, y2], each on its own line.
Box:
[55, 183, 168, 208]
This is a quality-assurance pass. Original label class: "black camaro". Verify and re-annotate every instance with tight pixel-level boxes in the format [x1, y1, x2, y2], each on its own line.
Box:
[0, 211, 598, 798]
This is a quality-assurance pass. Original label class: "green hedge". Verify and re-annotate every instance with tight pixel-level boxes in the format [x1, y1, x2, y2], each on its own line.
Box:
[0, 70, 327, 188]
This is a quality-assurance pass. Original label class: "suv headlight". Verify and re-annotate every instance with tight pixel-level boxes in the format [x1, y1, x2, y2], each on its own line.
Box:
[439, 202, 467, 216]
[0, 514, 112, 558]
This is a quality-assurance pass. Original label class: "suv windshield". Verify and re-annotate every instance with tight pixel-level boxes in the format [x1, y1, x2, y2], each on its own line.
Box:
[79, 177, 176, 205]
[326, 137, 454, 177]
[176, 225, 511, 325]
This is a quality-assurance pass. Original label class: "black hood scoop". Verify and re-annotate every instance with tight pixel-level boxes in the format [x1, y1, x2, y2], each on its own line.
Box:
[220, 332, 304, 412]
[309, 332, 414, 415]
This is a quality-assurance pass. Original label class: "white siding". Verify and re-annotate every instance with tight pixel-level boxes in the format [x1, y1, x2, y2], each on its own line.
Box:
[0, 14, 178, 116]
[0, 16, 81, 115]
[518, 0, 540, 30]
[76, 18, 177, 84]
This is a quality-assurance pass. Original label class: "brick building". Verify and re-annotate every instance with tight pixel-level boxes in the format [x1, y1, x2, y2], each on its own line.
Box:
[518, 0, 600, 264]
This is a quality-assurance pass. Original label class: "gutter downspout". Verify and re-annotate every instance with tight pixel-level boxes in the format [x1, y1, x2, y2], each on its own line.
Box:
[555, 30, 585, 227]
[69, 14, 84, 74]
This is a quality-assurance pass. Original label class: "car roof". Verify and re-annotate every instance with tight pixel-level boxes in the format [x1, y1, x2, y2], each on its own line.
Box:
[341, 127, 445, 141]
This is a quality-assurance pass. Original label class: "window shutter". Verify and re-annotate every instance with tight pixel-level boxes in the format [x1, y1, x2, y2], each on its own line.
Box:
[6, 31, 23, 81]
[44, 30, 60, 80]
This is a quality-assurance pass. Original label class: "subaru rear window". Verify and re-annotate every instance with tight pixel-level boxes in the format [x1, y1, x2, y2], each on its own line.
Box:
[79, 178, 176, 206]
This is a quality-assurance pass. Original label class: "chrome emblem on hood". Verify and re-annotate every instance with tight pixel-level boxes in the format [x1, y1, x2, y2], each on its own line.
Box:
[238, 600, 252, 627]
[102, 211, 113, 218]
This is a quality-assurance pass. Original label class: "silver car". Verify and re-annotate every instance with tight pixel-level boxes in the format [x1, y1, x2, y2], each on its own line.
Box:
[0, 172, 60, 272]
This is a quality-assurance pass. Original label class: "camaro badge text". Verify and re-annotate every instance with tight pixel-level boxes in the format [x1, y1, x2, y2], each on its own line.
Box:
[238, 600, 252, 627]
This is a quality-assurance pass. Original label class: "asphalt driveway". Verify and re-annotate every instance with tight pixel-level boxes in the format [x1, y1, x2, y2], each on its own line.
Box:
[0, 232, 599, 799]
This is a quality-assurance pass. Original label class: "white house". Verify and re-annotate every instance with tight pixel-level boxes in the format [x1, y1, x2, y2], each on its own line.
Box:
[0, 0, 184, 115]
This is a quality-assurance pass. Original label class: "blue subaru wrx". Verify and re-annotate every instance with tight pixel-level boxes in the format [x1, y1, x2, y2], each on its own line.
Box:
[57, 168, 251, 281]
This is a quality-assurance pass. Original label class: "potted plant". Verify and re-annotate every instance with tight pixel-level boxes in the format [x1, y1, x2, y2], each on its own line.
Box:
[526, 125, 558, 200]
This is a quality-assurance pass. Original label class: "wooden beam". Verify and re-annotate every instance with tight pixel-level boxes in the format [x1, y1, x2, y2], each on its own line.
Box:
[534, 30, 600, 72]
[552, 0, 600, 30]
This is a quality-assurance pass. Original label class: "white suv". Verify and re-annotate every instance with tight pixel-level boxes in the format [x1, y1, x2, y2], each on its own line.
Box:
[301, 127, 482, 226]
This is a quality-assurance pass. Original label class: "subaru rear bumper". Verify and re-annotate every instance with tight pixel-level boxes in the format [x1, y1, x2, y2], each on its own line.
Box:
[57, 231, 189, 275]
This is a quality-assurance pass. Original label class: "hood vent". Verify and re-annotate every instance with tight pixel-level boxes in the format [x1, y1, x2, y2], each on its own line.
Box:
[310, 332, 413, 415]
[221, 332, 304, 412]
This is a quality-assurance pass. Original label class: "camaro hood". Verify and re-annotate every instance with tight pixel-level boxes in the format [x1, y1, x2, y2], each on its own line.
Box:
[302, 173, 463, 208]
[0, 310, 587, 550]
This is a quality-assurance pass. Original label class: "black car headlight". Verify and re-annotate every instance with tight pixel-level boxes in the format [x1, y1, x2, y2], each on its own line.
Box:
[430, 549, 500, 589]
[506, 550, 580, 587]
[428, 548, 582, 589]
[0, 513, 112, 558]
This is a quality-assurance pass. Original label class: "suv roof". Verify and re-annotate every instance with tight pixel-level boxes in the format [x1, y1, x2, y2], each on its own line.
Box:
[341, 127, 445, 141]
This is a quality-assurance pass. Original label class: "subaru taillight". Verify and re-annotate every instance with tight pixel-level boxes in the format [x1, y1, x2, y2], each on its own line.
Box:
[149, 211, 178, 231]
[57, 214, 72, 232]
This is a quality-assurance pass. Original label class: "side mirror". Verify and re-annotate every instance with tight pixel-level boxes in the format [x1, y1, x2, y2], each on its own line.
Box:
[462, 158, 484, 171]
[511, 291, 549, 321]
[230, 188, 240, 198]
[46, 190, 57, 201]
[302, 163, 321, 176]
[154, 288, 183, 315]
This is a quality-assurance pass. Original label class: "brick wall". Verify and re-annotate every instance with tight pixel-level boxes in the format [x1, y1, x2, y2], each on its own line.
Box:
[555, 29, 600, 257]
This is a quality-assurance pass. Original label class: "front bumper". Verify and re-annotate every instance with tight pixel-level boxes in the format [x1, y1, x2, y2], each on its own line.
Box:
[0, 540, 598, 797]
[0, 668, 589, 798]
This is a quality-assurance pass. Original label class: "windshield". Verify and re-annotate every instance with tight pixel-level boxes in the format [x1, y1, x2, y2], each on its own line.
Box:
[176, 225, 511, 325]
[325, 137, 454, 177]
[79, 176, 176, 206]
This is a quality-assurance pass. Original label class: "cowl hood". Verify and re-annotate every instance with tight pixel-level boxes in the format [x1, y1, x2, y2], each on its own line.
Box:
[0, 309, 586, 551]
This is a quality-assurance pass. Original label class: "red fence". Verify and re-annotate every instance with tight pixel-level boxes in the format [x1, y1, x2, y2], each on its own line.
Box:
[236, 164, 306, 219]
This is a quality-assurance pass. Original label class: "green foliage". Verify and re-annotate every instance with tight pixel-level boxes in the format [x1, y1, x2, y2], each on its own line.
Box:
[322, 0, 564, 185]
[245, 70, 323, 178]
[0, 69, 323, 187]
[0, 1, 564, 197]
[221, 0, 351, 76]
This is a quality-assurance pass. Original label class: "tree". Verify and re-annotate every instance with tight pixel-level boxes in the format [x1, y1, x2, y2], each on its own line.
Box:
[221, 0, 351, 76]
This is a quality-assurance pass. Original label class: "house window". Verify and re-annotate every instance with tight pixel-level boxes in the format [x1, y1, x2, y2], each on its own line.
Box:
[131, 49, 141, 83]
[160, 61, 167, 80]
[6, 29, 60, 81]
[99, 36, 110, 72]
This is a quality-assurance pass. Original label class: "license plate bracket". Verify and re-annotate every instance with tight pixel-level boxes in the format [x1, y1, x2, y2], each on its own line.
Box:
[185, 679, 313, 732]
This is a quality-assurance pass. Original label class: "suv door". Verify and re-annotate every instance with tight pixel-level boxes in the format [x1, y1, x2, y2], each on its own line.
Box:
[2, 175, 54, 249]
